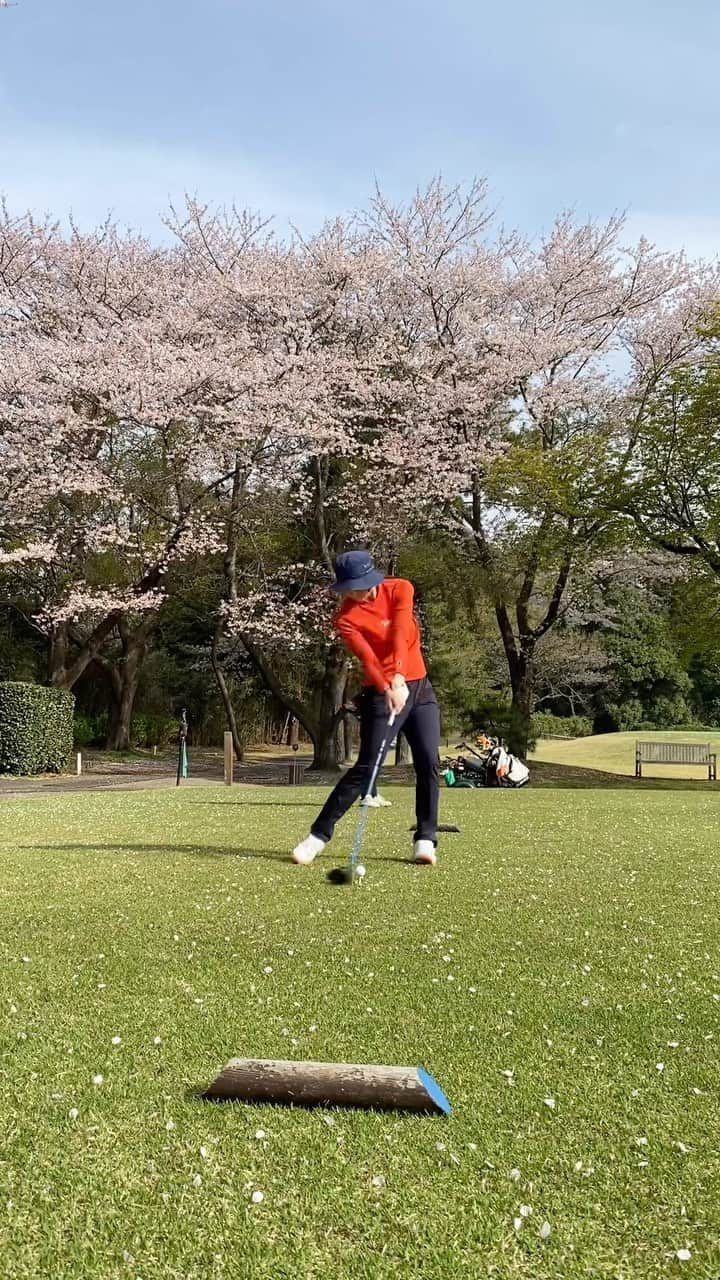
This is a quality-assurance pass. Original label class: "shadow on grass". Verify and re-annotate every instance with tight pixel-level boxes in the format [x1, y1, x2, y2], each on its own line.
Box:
[184, 1084, 439, 1114]
[190, 801, 318, 808]
[17, 841, 292, 862]
[528, 761, 718, 791]
[15, 842, 417, 868]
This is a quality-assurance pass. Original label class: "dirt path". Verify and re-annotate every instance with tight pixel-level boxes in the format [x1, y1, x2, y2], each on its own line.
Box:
[0, 751, 418, 796]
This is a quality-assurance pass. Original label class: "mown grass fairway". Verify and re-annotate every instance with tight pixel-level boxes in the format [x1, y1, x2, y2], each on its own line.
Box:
[532, 729, 720, 780]
[1, 783, 719, 1278]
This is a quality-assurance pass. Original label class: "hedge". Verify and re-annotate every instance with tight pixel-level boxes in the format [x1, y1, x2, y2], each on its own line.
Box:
[0, 682, 75, 775]
[532, 711, 593, 740]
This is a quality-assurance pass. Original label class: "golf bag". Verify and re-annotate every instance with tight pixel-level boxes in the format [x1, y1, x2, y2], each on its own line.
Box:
[443, 737, 529, 789]
[487, 744, 529, 787]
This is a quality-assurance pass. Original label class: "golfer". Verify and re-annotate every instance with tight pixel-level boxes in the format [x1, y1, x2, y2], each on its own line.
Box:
[293, 550, 440, 867]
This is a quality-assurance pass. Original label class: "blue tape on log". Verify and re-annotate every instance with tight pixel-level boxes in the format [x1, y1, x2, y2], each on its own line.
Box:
[417, 1067, 452, 1116]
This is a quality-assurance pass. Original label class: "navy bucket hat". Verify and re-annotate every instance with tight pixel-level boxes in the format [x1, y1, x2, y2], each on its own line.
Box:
[330, 550, 385, 594]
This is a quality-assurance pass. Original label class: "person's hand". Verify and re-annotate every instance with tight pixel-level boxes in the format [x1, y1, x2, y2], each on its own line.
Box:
[384, 676, 408, 716]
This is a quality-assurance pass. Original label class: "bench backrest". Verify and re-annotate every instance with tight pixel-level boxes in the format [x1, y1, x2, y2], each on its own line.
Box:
[636, 741, 713, 764]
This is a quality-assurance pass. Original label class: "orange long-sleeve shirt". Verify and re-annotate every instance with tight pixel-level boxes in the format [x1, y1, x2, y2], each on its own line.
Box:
[335, 578, 427, 692]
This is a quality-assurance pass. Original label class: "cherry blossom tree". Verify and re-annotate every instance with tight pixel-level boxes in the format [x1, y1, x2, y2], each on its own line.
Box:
[363, 185, 719, 753]
[168, 203, 407, 766]
[0, 208, 274, 745]
[3, 183, 717, 762]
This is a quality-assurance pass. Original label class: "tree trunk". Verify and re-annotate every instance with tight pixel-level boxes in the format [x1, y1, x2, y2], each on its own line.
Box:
[240, 633, 347, 771]
[106, 621, 150, 751]
[210, 624, 244, 761]
[394, 732, 409, 765]
[48, 623, 70, 686]
[339, 671, 353, 765]
[340, 711, 353, 757]
[507, 652, 534, 758]
[306, 653, 347, 772]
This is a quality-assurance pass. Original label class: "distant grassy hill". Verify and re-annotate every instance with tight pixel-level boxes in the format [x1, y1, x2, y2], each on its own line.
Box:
[531, 729, 720, 779]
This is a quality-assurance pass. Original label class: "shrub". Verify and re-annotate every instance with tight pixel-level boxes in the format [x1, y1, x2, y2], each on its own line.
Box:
[73, 713, 110, 748]
[0, 682, 75, 775]
[130, 713, 177, 748]
[533, 711, 593, 739]
[72, 715, 96, 748]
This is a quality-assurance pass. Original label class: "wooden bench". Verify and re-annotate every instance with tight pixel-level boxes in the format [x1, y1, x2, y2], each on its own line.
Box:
[635, 740, 717, 780]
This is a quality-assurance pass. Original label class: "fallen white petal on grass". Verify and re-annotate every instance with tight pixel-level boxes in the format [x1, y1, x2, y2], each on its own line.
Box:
[199, 1146, 209, 1159]
[513, 1217, 523, 1232]
[656, 1062, 665, 1072]
[544, 1097, 556, 1109]
[165, 1120, 175, 1131]
[371, 1175, 386, 1189]
[540, 1221, 552, 1240]
[153, 1036, 162, 1045]
[676, 1249, 691, 1261]
[92, 1075, 103, 1086]
[250, 1190, 265, 1204]
[68, 1108, 79, 1121]
[254, 1129, 266, 1140]
[111, 1036, 121, 1046]
[519, 1204, 533, 1218]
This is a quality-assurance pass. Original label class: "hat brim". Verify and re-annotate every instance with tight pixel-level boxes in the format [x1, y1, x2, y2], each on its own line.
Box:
[330, 569, 385, 594]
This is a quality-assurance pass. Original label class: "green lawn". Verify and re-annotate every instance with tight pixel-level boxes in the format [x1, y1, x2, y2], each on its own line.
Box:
[532, 729, 720, 779]
[1, 783, 719, 1278]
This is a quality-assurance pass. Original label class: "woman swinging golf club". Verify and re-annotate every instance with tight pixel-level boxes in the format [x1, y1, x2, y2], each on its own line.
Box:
[292, 550, 440, 867]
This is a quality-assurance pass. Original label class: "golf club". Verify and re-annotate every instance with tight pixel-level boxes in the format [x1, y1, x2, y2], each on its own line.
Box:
[327, 711, 397, 886]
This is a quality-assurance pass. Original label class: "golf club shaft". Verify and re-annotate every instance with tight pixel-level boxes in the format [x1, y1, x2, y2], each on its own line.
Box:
[349, 711, 397, 871]
[361, 710, 397, 802]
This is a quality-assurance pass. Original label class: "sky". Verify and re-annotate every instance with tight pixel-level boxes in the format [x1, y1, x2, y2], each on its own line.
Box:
[1, 0, 719, 257]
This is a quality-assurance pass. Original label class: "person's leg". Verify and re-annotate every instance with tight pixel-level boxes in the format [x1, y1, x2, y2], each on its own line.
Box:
[401, 681, 440, 852]
[310, 692, 407, 843]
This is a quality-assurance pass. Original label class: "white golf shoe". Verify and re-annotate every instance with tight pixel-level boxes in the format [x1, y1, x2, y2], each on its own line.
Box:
[413, 839, 437, 866]
[360, 794, 393, 808]
[292, 834, 326, 865]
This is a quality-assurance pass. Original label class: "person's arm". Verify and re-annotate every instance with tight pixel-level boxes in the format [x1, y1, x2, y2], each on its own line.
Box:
[389, 579, 416, 682]
[336, 617, 388, 693]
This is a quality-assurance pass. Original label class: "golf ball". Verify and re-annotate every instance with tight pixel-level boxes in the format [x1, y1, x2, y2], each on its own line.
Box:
[355, 864, 366, 879]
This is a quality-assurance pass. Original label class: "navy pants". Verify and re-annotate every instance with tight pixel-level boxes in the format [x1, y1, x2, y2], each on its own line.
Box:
[311, 677, 440, 844]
